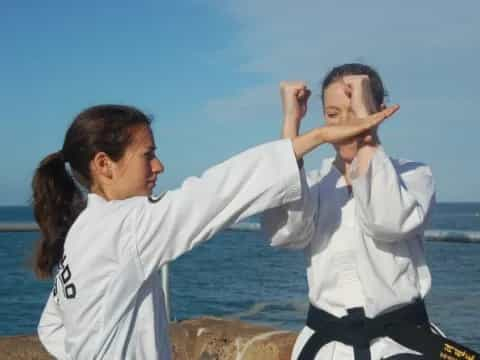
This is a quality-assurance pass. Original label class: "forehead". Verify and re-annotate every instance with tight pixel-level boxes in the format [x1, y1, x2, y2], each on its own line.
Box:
[324, 81, 349, 108]
[130, 125, 155, 149]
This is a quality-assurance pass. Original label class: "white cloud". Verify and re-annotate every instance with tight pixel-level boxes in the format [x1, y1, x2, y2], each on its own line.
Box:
[204, 0, 479, 117]
[203, 0, 480, 200]
[205, 83, 279, 122]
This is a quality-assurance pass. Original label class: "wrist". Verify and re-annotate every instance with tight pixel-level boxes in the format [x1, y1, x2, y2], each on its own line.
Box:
[314, 127, 327, 145]
[351, 145, 377, 178]
[283, 113, 302, 124]
[356, 143, 378, 161]
[354, 107, 371, 118]
[282, 118, 300, 138]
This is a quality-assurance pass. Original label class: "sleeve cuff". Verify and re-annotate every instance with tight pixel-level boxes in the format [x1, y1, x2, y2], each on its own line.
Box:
[280, 139, 304, 204]
[351, 145, 389, 181]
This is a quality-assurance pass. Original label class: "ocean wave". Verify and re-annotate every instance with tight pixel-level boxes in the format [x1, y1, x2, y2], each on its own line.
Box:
[424, 230, 480, 243]
[228, 223, 261, 232]
[1, 221, 479, 243]
[225, 299, 308, 320]
[229, 223, 480, 243]
[224, 302, 269, 319]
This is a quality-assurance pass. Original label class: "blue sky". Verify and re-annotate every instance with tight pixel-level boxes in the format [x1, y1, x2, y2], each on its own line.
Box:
[0, 0, 478, 205]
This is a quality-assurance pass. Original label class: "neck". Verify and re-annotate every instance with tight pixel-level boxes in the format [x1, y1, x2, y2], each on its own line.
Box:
[90, 184, 112, 201]
[333, 156, 353, 186]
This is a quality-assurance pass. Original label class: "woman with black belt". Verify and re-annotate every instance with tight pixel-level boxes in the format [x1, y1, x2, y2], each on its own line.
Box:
[262, 63, 477, 360]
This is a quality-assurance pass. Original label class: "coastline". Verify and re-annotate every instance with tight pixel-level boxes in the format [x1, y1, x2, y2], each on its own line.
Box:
[0, 317, 297, 360]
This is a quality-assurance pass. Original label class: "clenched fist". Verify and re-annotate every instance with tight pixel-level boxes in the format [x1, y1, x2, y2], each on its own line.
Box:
[280, 81, 311, 123]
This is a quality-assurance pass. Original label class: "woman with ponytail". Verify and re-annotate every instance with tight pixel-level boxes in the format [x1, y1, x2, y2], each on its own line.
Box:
[33, 101, 397, 359]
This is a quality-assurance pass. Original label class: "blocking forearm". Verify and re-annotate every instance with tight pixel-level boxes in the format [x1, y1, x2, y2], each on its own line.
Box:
[352, 145, 379, 178]
[282, 117, 300, 139]
[291, 128, 324, 160]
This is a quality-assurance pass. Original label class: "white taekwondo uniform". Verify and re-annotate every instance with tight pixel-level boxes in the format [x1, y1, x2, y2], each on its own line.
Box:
[38, 139, 303, 360]
[262, 147, 436, 360]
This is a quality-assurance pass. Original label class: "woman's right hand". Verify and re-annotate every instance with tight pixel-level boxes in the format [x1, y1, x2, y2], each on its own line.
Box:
[319, 105, 398, 143]
[291, 105, 399, 160]
[280, 81, 311, 139]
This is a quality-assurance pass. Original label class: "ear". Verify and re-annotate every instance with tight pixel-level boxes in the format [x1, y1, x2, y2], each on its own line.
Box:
[91, 152, 114, 180]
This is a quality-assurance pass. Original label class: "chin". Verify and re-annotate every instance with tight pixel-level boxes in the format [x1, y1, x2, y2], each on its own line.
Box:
[143, 189, 153, 197]
[335, 142, 358, 163]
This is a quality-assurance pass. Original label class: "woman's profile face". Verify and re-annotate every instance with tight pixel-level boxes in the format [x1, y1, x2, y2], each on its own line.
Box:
[323, 80, 359, 162]
[111, 125, 165, 199]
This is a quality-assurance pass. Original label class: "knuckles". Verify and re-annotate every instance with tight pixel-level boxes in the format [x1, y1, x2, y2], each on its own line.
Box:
[280, 81, 308, 92]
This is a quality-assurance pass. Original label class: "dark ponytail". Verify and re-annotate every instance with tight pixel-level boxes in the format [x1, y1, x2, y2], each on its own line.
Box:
[32, 151, 85, 279]
[32, 104, 151, 278]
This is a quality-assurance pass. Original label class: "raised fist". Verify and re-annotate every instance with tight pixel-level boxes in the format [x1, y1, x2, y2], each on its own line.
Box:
[280, 81, 311, 123]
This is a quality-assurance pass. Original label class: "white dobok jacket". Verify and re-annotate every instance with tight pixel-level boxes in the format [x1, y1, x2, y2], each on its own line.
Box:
[262, 147, 436, 360]
[38, 139, 303, 359]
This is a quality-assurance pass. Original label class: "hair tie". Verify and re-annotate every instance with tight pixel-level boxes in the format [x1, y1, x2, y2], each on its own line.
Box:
[58, 150, 66, 163]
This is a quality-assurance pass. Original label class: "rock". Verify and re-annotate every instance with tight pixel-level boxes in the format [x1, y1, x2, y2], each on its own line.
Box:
[0, 335, 52, 359]
[170, 317, 296, 360]
[0, 317, 297, 359]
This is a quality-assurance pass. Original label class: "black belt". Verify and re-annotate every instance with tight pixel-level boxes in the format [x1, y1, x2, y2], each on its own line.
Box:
[298, 300, 479, 360]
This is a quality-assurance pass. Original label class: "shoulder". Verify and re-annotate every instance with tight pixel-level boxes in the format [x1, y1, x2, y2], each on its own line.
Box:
[390, 156, 433, 178]
[84, 196, 158, 227]
[113, 192, 170, 222]
[110, 194, 165, 213]
[147, 192, 167, 204]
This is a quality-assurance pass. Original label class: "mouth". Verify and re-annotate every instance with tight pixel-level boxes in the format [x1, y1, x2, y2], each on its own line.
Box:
[147, 179, 157, 188]
[336, 138, 357, 147]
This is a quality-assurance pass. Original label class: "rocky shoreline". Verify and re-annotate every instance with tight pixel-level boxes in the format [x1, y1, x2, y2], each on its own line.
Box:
[0, 317, 297, 359]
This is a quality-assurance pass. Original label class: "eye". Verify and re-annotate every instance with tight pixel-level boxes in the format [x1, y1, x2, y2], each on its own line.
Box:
[144, 151, 156, 160]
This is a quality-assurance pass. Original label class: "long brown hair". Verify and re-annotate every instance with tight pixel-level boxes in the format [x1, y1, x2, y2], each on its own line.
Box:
[32, 105, 151, 278]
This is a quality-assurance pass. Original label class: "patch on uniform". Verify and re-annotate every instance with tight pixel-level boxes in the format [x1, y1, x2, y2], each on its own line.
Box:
[148, 192, 166, 203]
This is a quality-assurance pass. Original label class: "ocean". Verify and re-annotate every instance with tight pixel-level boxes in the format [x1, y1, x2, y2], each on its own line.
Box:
[0, 203, 479, 350]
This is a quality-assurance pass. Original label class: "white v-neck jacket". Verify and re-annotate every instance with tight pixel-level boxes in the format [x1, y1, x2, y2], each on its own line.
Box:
[38, 139, 303, 360]
[262, 147, 436, 360]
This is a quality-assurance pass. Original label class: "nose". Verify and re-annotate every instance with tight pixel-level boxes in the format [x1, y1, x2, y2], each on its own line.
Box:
[152, 158, 165, 174]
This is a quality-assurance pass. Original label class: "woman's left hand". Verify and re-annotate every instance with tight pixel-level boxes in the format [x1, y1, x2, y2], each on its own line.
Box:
[343, 75, 378, 117]
[343, 75, 380, 145]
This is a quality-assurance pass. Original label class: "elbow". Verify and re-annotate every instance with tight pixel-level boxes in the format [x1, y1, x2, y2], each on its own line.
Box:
[266, 220, 314, 249]
[37, 318, 47, 342]
[358, 196, 433, 243]
[361, 212, 427, 243]
[37, 324, 65, 359]
[270, 236, 310, 249]
[37, 324, 50, 353]
[364, 223, 424, 243]
[260, 203, 316, 249]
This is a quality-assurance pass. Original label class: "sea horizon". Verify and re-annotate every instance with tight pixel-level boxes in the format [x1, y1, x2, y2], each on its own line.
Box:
[1, 202, 478, 348]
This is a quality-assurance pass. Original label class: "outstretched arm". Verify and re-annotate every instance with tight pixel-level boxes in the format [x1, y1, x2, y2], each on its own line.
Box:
[132, 82, 399, 276]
